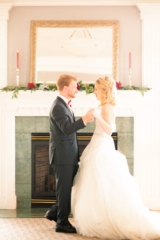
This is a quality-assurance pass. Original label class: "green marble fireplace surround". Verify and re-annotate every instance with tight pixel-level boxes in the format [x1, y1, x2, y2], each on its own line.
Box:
[15, 116, 133, 209]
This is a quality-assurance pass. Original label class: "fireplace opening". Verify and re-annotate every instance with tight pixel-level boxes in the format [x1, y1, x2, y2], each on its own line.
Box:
[31, 132, 118, 207]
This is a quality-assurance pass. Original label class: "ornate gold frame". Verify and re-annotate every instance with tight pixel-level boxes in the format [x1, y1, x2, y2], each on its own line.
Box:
[30, 20, 119, 83]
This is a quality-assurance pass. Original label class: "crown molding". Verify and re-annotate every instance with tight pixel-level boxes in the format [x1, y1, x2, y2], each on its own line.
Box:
[0, 0, 136, 7]
[137, 3, 160, 19]
[0, 3, 13, 20]
[1, 0, 160, 7]
[0, 1, 160, 19]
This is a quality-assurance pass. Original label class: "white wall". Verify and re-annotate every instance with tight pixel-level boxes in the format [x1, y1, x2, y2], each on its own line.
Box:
[8, 6, 141, 86]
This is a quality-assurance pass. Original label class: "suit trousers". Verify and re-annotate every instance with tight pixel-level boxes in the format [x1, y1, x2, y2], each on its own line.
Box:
[51, 164, 79, 225]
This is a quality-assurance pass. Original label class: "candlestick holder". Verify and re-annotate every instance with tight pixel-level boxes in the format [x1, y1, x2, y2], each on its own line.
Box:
[128, 68, 132, 89]
[16, 68, 20, 86]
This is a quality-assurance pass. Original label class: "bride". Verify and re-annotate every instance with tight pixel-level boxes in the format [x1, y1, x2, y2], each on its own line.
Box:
[71, 77, 160, 240]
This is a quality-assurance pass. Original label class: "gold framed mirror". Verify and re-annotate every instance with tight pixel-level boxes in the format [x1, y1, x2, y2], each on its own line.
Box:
[30, 20, 119, 84]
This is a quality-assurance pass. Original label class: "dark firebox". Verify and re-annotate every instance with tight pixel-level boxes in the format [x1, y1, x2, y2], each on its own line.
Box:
[31, 132, 117, 207]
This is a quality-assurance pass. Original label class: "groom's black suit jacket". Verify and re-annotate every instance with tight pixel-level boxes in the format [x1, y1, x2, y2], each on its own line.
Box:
[49, 96, 85, 165]
[49, 96, 86, 225]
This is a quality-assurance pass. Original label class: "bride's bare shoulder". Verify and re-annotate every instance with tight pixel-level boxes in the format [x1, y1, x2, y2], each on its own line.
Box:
[102, 103, 114, 112]
[101, 104, 115, 120]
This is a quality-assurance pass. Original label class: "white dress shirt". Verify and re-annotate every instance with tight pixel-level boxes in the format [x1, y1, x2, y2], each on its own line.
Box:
[59, 95, 73, 114]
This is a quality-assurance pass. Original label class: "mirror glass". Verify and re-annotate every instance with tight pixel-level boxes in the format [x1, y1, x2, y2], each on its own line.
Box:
[30, 21, 119, 83]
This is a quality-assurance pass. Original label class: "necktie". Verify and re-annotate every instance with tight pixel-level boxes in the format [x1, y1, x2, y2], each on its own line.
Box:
[68, 100, 72, 107]
[68, 100, 73, 116]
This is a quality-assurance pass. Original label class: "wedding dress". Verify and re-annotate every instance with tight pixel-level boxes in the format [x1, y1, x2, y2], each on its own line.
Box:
[71, 109, 160, 240]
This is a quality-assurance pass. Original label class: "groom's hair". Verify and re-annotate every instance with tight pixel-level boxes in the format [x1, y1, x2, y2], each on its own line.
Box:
[57, 74, 77, 91]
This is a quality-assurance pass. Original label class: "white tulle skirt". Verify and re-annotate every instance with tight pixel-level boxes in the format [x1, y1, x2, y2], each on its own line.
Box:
[71, 134, 160, 240]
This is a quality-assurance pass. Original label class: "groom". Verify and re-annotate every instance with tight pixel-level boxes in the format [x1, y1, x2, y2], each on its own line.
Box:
[45, 74, 94, 233]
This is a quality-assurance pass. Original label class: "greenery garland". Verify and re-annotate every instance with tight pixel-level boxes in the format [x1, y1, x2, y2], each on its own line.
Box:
[0, 81, 151, 99]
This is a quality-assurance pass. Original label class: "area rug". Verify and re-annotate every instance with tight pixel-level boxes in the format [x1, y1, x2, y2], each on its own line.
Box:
[0, 218, 98, 240]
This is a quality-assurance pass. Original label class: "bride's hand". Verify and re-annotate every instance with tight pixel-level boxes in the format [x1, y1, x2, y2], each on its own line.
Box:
[89, 108, 99, 118]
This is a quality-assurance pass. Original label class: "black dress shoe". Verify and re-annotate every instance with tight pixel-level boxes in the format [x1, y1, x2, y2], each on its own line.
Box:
[55, 223, 77, 233]
[44, 210, 57, 222]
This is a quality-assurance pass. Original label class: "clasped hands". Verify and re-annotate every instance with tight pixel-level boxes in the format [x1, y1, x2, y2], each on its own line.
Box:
[82, 108, 98, 123]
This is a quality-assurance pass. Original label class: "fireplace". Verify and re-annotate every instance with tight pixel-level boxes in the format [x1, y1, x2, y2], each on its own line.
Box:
[31, 132, 118, 207]
[2, 90, 157, 210]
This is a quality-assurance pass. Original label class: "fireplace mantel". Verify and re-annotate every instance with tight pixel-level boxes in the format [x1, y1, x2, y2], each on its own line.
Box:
[0, 90, 147, 116]
[1, 90, 160, 210]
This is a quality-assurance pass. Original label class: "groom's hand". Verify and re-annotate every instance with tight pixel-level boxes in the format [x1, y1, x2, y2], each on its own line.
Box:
[82, 110, 94, 124]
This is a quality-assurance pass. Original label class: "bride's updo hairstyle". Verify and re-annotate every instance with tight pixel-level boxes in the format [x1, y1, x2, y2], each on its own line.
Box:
[95, 76, 116, 106]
